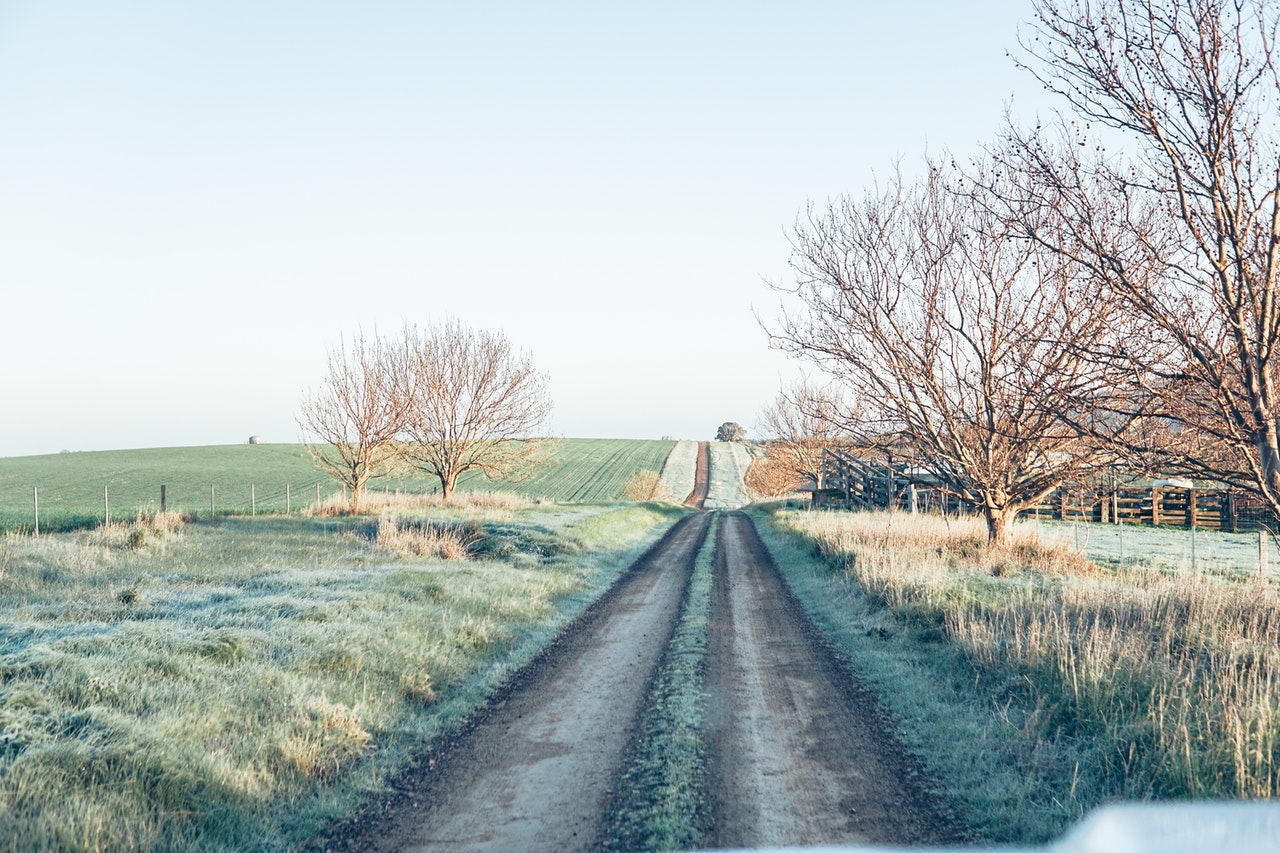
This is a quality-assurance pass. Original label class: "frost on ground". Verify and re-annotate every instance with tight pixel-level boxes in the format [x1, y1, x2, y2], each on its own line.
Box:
[1033, 518, 1277, 577]
[659, 441, 699, 504]
[705, 442, 752, 510]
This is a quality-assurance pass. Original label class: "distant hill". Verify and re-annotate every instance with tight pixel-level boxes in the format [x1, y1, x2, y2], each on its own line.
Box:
[0, 439, 676, 533]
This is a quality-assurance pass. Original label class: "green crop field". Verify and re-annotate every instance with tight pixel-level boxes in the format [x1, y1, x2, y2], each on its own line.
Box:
[477, 439, 674, 503]
[0, 439, 677, 532]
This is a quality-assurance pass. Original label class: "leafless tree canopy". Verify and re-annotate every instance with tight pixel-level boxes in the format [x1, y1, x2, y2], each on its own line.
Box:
[297, 333, 413, 512]
[772, 163, 1134, 543]
[1002, 0, 1280, 512]
[757, 381, 849, 490]
[400, 319, 553, 500]
[299, 320, 552, 508]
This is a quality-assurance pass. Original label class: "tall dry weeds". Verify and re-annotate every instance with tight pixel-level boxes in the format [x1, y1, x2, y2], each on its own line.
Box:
[84, 511, 188, 550]
[375, 516, 482, 560]
[783, 510, 1280, 801]
[310, 489, 529, 516]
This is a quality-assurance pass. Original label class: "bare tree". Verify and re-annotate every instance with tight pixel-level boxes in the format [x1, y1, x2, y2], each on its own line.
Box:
[1002, 0, 1280, 514]
[743, 451, 805, 498]
[400, 319, 553, 500]
[757, 380, 849, 490]
[297, 332, 412, 512]
[772, 162, 1135, 544]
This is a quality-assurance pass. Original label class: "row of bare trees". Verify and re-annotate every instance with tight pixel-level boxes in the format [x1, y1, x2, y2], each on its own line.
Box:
[766, 0, 1280, 544]
[297, 319, 552, 510]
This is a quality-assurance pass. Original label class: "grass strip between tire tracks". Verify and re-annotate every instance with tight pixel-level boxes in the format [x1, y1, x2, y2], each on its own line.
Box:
[604, 513, 718, 851]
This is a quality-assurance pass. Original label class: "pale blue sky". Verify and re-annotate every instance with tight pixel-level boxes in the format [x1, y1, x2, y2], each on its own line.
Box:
[0, 1, 1051, 457]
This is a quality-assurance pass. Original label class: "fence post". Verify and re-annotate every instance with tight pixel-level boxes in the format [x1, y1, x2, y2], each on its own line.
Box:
[251, 484, 256, 516]
[1260, 530, 1268, 578]
[1188, 488, 1197, 529]
[104, 486, 109, 526]
[286, 484, 291, 514]
[160, 484, 167, 515]
[33, 486, 38, 536]
[1151, 487, 1162, 526]
[1118, 517, 1124, 568]
[211, 484, 215, 517]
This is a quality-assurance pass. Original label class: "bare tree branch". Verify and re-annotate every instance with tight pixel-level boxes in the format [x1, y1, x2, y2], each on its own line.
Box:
[770, 160, 1135, 543]
[1003, 0, 1280, 513]
[757, 380, 851, 490]
[399, 319, 554, 500]
[297, 332, 412, 512]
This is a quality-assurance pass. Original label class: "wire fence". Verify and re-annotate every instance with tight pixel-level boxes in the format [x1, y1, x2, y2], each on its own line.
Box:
[0, 474, 338, 534]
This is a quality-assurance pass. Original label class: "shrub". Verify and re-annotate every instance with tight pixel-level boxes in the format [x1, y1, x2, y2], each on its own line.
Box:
[375, 516, 483, 560]
[86, 512, 187, 551]
[623, 471, 675, 502]
[744, 452, 803, 498]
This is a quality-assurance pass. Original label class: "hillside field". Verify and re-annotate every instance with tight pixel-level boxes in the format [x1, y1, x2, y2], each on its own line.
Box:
[0, 439, 676, 532]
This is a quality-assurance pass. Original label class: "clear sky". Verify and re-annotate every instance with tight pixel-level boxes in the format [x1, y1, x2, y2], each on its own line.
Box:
[0, 1, 1054, 457]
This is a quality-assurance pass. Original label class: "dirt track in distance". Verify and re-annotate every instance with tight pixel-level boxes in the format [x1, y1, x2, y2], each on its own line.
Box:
[321, 509, 954, 851]
[684, 441, 710, 508]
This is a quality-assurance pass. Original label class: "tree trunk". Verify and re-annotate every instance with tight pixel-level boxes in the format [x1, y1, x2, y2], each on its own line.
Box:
[350, 476, 366, 514]
[439, 471, 459, 501]
[984, 505, 1015, 547]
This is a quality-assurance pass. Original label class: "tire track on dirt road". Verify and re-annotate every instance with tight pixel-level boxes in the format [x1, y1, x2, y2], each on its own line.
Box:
[326, 512, 712, 853]
[684, 441, 710, 509]
[705, 510, 956, 848]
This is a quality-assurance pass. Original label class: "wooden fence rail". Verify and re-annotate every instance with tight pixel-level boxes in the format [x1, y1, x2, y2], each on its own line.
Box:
[816, 450, 1276, 532]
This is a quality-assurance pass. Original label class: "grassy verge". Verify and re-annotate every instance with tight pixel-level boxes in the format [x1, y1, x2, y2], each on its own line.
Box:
[604, 513, 718, 851]
[750, 505, 1280, 844]
[0, 500, 686, 851]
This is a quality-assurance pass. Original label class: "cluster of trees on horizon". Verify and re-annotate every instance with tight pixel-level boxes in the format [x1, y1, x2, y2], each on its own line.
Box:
[762, 0, 1280, 544]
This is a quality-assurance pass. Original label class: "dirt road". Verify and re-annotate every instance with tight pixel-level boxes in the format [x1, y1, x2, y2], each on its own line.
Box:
[323, 510, 952, 851]
[326, 513, 713, 852]
[684, 440, 710, 508]
[706, 511, 953, 847]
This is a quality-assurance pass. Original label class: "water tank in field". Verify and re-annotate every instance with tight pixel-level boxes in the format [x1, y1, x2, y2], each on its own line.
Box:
[248, 435, 262, 445]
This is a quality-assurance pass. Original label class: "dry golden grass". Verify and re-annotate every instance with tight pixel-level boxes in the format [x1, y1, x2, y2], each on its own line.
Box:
[83, 510, 188, 550]
[309, 489, 530, 517]
[623, 470, 675, 502]
[781, 510, 1280, 802]
[375, 515, 482, 560]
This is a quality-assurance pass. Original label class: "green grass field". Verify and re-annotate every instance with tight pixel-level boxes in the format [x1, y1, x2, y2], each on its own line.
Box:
[0, 439, 677, 532]
[0, 500, 688, 850]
